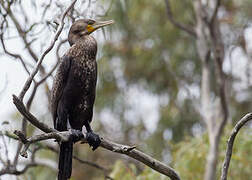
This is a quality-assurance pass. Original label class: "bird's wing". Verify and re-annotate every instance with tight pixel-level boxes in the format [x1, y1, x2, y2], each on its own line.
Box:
[51, 55, 72, 128]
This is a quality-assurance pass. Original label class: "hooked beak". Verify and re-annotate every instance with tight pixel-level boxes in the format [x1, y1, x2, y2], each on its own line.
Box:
[93, 20, 114, 30]
[87, 20, 114, 34]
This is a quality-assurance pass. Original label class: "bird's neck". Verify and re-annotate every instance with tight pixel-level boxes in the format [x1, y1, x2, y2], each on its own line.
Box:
[68, 35, 97, 59]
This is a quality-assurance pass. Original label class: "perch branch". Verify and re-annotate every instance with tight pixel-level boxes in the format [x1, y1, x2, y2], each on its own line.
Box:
[0, 163, 37, 176]
[13, 130, 71, 158]
[12, 96, 180, 180]
[220, 113, 252, 180]
[17, 0, 77, 101]
[14, 130, 180, 180]
[2, 131, 113, 179]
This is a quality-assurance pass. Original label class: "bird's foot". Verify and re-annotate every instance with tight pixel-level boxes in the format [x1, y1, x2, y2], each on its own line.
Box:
[86, 131, 101, 151]
[69, 129, 83, 143]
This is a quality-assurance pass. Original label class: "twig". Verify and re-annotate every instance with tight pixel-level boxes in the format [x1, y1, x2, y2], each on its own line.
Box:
[164, 0, 196, 38]
[12, 95, 56, 133]
[220, 113, 252, 180]
[73, 156, 114, 180]
[37, 48, 62, 86]
[17, 0, 77, 101]
[0, 163, 37, 176]
[13, 83, 41, 166]
[46, 145, 113, 180]
[44, 144, 108, 171]
[0, 133, 10, 166]
[0, 20, 32, 75]
[12, 96, 180, 180]
[0, 0, 43, 73]
[210, 0, 221, 25]
[14, 130, 71, 158]
[3, 131, 113, 179]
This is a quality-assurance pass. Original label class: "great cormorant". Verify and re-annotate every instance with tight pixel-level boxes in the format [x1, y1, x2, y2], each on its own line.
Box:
[51, 19, 114, 180]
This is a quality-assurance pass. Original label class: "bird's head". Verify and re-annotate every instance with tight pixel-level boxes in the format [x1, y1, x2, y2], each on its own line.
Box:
[68, 19, 114, 46]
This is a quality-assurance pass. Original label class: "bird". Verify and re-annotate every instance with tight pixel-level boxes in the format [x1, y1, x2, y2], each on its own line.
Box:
[51, 19, 114, 180]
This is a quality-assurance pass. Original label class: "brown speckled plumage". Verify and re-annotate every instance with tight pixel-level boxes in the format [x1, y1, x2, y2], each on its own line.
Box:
[51, 35, 97, 131]
[50, 19, 113, 180]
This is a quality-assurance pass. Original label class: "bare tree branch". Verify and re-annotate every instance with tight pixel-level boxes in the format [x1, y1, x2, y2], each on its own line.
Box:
[12, 95, 180, 180]
[0, 17, 32, 75]
[210, 0, 221, 25]
[14, 130, 180, 180]
[43, 144, 113, 180]
[0, 133, 10, 166]
[17, 0, 77, 101]
[36, 39, 67, 86]
[3, 131, 113, 179]
[0, 144, 40, 176]
[13, 83, 42, 167]
[221, 113, 252, 180]
[13, 95, 56, 133]
[0, 34, 31, 75]
[164, 0, 196, 38]
[0, 163, 38, 176]
[192, 1, 227, 179]
[14, 130, 70, 158]
[1, 1, 37, 60]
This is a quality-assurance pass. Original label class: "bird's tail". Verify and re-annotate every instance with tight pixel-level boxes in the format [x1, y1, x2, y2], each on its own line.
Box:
[58, 141, 73, 180]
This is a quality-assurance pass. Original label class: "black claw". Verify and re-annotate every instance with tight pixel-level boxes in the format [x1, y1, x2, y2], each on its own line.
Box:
[86, 132, 101, 151]
[70, 129, 83, 143]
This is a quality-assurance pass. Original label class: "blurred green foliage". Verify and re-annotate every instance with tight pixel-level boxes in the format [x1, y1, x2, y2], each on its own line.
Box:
[172, 126, 252, 180]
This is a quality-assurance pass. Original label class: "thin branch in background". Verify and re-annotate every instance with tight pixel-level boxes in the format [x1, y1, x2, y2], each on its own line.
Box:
[0, 163, 38, 176]
[13, 81, 48, 167]
[0, 155, 6, 167]
[164, 0, 197, 38]
[0, 18, 32, 75]
[44, 144, 113, 180]
[17, 0, 78, 101]
[0, 133, 10, 166]
[37, 39, 68, 86]
[73, 155, 113, 180]
[41, 0, 53, 19]
[210, 0, 221, 25]
[208, 0, 228, 140]
[221, 113, 252, 180]
[0, 73, 8, 98]
[56, 39, 68, 60]
[0, 0, 41, 66]
[12, 95, 56, 133]
[0, 35, 32, 75]
[97, 0, 114, 17]
[0, 142, 52, 176]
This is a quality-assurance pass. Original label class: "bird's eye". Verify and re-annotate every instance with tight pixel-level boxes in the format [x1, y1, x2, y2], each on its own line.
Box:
[73, 29, 81, 34]
[87, 20, 95, 25]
